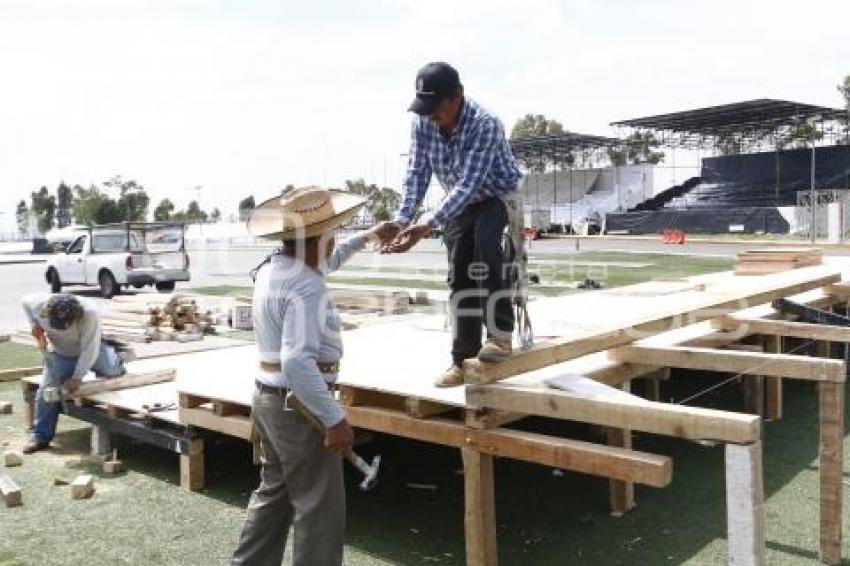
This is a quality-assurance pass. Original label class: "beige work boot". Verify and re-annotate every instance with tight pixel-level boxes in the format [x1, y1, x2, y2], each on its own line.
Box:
[477, 337, 512, 363]
[435, 364, 466, 388]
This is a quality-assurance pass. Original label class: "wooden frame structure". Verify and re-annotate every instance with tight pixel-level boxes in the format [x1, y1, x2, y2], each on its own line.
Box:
[14, 264, 849, 565]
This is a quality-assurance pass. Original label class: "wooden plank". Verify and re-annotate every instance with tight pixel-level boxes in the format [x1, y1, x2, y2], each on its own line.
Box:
[70, 369, 176, 398]
[0, 366, 42, 382]
[338, 385, 406, 411]
[0, 472, 22, 507]
[610, 345, 846, 383]
[346, 405, 672, 487]
[404, 397, 456, 419]
[818, 382, 844, 565]
[725, 442, 765, 566]
[467, 383, 761, 444]
[462, 267, 840, 384]
[462, 448, 497, 566]
[464, 408, 525, 430]
[179, 406, 253, 440]
[714, 316, 850, 342]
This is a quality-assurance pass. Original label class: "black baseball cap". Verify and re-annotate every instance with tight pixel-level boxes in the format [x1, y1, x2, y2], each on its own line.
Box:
[408, 62, 462, 116]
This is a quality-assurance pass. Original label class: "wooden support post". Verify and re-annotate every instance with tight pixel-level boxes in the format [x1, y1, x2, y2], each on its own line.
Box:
[90, 426, 111, 456]
[607, 381, 635, 517]
[462, 448, 497, 566]
[725, 442, 765, 566]
[606, 427, 635, 517]
[640, 367, 669, 402]
[763, 335, 783, 421]
[180, 439, 205, 491]
[21, 381, 34, 430]
[818, 381, 844, 565]
[743, 376, 765, 416]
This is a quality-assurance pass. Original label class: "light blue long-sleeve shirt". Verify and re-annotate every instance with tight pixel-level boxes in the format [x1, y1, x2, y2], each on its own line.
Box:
[252, 233, 369, 427]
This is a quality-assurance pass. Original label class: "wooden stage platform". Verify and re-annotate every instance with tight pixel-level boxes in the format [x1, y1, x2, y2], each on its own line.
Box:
[18, 263, 850, 565]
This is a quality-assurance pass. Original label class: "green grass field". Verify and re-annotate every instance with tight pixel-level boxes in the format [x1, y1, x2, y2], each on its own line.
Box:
[192, 252, 734, 299]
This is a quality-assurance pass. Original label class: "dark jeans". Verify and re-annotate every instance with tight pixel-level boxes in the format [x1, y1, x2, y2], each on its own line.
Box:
[443, 197, 515, 365]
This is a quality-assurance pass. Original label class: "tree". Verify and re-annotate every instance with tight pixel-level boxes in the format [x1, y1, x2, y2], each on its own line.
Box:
[185, 200, 208, 223]
[15, 200, 30, 237]
[72, 185, 112, 225]
[238, 196, 255, 221]
[153, 199, 175, 221]
[510, 114, 565, 139]
[838, 74, 850, 111]
[779, 122, 823, 150]
[210, 207, 222, 223]
[510, 114, 572, 172]
[608, 131, 665, 165]
[56, 182, 73, 228]
[30, 186, 56, 234]
[344, 179, 400, 222]
[104, 175, 149, 221]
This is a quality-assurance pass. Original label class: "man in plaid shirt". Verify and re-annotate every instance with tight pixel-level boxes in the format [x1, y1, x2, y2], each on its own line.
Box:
[384, 62, 522, 387]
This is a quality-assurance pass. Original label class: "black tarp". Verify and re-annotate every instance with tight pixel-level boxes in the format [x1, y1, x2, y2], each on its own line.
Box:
[605, 207, 790, 234]
[679, 145, 850, 209]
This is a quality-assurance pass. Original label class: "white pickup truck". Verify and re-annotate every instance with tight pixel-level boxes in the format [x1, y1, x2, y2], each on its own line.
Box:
[45, 222, 191, 298]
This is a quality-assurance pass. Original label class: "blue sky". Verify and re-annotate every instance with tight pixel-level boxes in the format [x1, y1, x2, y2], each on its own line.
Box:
[1, 0, 848, 231]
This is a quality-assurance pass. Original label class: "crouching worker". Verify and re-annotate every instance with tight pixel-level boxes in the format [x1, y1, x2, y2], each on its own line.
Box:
[22, 293, 129, 454]
[231, 187, 396, 566]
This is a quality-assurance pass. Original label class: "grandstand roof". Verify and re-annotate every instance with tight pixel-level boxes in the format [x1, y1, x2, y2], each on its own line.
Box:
[610, 98, 847, 135]
[509, 132, 620, 160]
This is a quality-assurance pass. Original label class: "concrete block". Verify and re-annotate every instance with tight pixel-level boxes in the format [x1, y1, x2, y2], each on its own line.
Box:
[3, 450, 23, 467]
[70, 474, 95, 500]
[103, 460, 124, 474]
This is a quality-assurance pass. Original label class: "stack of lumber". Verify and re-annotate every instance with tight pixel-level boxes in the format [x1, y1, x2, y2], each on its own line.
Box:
[329, 288, 411, 314]
[734, 248, 823, 275]
[102, 295, 217, 343]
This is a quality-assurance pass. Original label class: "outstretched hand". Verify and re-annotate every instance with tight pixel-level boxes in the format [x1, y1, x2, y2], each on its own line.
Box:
[368, 221, 403, 245]
[381, 223, 432, 254]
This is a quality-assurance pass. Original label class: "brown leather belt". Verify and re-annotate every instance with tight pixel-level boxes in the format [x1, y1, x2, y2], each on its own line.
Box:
[260, 361, 340, 374]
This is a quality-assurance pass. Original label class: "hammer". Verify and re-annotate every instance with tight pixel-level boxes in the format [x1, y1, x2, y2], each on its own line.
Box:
[286, 394, 381, 491]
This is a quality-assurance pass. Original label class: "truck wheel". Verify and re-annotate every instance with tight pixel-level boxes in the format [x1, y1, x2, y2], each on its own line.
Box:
[99, 271, 119, 299]
[47, 268, 62, 293]
[155, 281, 176, 293]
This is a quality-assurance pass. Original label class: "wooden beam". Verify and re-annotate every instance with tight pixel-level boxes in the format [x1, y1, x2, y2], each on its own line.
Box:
[404, 397, 456, 419]
[818, 382, 844, 565]
[464, 408, 525, 430]
[714, 315, 850, 342]
[725, 442, 765, 566]
[0, 366, 42, 382]
[462, 448, 497, 566]
[463, 268, 840, 384]
[467, 384, 761, 444]
[610, 345, 846, 383]
[70, 369, 176, 398]
[345, 405, 672, 487]
[179, 407, 253, 440]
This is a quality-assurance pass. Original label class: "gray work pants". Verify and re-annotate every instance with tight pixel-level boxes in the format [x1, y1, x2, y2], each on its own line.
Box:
[231, 388, 345, 566]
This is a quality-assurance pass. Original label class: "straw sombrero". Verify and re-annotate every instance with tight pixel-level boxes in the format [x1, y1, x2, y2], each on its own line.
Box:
[247, 186, 366, 240]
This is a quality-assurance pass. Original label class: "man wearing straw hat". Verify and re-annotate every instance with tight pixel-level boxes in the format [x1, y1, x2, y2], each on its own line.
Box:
[231, 186, 395, 566]
[384, 62, 522, 387]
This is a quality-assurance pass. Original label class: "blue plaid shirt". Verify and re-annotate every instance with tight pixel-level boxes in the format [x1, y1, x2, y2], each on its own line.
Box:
[395, 97, 521, 227]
